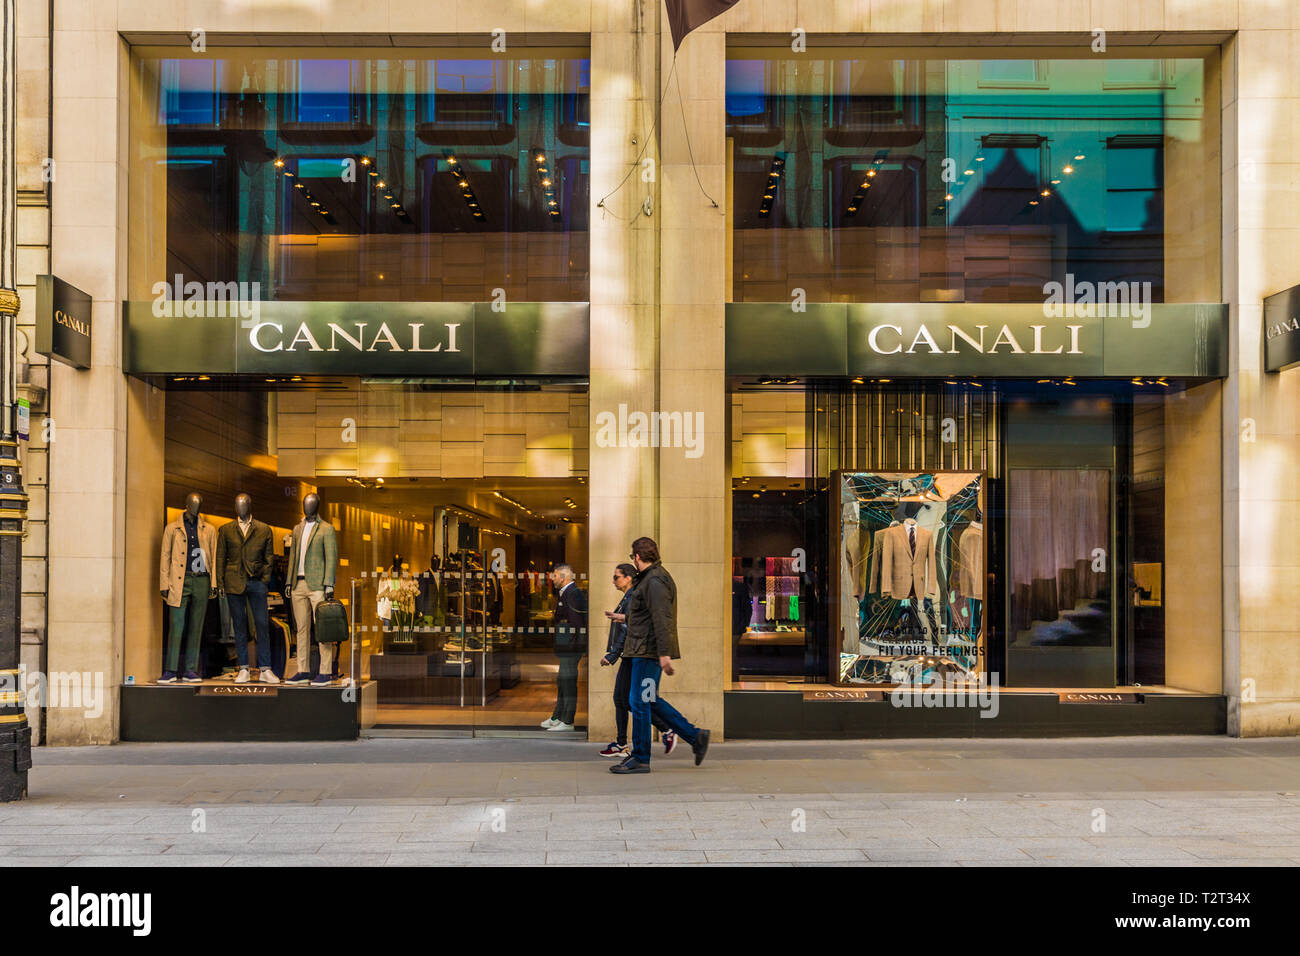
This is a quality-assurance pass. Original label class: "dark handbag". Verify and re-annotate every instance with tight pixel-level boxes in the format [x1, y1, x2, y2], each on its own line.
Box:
[314, 598, 350, 645]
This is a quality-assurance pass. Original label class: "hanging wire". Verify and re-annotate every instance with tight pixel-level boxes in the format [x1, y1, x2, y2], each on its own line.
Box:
[595, 57, 678, 213]
[672, 64, 719, 208]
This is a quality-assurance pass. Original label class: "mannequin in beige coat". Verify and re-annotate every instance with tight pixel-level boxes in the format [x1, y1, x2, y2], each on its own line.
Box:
[157, 492, 217, 681]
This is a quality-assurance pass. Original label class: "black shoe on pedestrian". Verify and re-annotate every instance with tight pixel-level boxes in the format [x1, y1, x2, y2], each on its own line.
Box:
[692, 729, 711, 766]
[610, 757, 650, 774]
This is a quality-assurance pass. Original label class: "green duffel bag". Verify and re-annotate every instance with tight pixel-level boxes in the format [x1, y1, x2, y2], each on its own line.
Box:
[314, 598, 350, 645]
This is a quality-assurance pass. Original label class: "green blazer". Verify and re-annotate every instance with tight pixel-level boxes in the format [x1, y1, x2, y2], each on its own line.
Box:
[286, 518, 338, 592]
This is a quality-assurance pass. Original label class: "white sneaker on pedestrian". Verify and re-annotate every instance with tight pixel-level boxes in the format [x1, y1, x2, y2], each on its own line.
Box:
[234, 667, 250, 684]
[260, 669, 280, 685]
[547, 722, 575, 732]
[539, 717, 559, 729]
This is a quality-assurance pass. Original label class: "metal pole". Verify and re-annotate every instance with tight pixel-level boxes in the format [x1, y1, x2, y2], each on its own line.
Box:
[0, 0, 31, 801]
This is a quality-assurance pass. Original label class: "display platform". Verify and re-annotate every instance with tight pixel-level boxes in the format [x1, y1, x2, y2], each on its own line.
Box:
[121, 680, 376, 742]
[724, 688, 1226, 738]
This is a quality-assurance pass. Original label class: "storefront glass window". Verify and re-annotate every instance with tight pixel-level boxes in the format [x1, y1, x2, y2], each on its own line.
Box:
[726, 49, 1220, 304]
[134, 381, 590, 730]
[128, 47, 590, 303]
[730, 381, 1221, 693]
[837, 472, 985, 686]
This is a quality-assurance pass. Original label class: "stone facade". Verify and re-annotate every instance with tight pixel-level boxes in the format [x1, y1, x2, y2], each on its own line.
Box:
[9, 0, 1298, 743]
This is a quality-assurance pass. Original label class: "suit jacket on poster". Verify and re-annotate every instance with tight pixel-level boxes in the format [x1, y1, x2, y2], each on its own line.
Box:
[865, 523, 899, 596]
[214, 518, 274, 595]
[956, 523, 985, 599]
[159, 515, 217, 608]
[880, 522, 938, 600]
[286, 518, 338, 593]
[554, 581, 588, 652]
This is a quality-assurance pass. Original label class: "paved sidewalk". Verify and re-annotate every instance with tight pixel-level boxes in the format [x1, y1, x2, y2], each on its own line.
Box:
[6, 736, 1300, 865]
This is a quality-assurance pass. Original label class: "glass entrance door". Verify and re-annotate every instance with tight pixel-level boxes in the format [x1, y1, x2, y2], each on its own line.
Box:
[355, 487, 588, 733]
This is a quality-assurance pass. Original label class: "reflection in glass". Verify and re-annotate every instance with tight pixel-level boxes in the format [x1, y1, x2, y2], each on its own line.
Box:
[130, 49, 590, 303]
[727, 53, 1218, 304]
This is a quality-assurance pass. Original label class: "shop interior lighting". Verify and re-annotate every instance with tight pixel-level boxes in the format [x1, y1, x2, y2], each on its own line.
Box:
[447, 154, 486, 222]
[532, 147, 561, 220]
[758, 154, 785, 219]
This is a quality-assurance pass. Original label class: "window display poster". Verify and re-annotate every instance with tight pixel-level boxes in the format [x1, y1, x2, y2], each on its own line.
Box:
[837, 471, 984, 685]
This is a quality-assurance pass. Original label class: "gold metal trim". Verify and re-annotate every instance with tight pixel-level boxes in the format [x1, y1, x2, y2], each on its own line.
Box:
[0, 714, 28, 724]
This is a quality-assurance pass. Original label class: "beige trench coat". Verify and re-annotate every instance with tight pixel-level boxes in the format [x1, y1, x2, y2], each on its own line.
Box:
[159, 516, 217, 608]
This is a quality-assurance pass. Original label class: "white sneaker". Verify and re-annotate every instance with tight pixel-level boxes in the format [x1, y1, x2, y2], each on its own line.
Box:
[547, 722, 575, 732]
[234, 668, 250, 684]
[539, 717, 559, 729]
[260, 669, 280, 685]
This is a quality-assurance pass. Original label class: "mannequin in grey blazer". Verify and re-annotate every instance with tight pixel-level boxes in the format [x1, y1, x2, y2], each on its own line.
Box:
[285, 493, 338, 684]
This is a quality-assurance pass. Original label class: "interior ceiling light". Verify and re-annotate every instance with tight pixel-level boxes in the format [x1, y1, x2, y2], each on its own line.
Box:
[448, 153, 486, 223]
[532, 146, 561, 220]
[758, 154, 785, 219]
[1062, 165, 1074, 174]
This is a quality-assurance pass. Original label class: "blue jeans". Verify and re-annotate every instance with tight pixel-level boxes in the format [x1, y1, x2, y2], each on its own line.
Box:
[628, 657, 700, 765]
[228, 579, 272, 669]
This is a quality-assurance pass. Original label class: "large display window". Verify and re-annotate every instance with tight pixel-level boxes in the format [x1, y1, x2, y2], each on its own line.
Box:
[835, 471, 984, 686]
[726, 47, 1220, 305]
[128, 46, 590, 304]
[729, 380, 1223, 696]
[129, 380, 592, 731]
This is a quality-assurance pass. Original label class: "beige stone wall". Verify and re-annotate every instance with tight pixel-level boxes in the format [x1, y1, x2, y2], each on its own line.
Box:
[275, 386, 587, 480]
[26, 0, 1300, 742]
[1164, 381, 1223, 694]
[14, 0, 51, 743]
[1221, 14, 1300, 736]
[732, 392, 807, 479]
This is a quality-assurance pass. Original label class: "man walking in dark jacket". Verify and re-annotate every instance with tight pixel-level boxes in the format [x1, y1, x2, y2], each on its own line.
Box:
[611, 537, 710, 774]
[598, 563, 676, 758]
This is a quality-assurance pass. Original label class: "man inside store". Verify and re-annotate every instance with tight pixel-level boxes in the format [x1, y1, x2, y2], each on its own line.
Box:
[541, 564, 586, 732]
[611, 537, 710, 774]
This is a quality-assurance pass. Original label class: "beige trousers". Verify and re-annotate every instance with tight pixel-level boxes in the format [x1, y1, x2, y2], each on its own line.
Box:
[291, 578, 334, 675]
